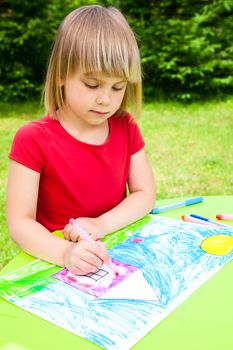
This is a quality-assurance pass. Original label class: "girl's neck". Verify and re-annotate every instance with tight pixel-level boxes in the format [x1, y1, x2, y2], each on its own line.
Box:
[56, 110, 110, 145]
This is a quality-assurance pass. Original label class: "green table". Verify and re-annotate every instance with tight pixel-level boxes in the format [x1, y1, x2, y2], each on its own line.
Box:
[1, 196, 233, 350]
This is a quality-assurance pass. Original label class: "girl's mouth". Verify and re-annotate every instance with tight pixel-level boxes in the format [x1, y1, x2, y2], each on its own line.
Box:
[90, 110, 109, 115]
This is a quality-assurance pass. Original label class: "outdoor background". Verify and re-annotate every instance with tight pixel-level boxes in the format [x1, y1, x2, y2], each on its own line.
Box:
[1, 0, 233, 269]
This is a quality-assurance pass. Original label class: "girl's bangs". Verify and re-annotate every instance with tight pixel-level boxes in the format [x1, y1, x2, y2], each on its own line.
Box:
[69, 29, 140, 83]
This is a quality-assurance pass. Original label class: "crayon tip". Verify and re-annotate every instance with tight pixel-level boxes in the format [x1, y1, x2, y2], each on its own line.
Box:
[216, 215, 221, 220]
[181, 215, 185, 220]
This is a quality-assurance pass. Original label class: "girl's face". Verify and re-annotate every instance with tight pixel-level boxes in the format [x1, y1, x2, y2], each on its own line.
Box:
[61, 71, 127, 127]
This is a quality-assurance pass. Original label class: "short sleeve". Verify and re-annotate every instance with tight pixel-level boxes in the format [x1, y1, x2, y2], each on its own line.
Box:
[9, 122, 45, 173]
[126, 113, 145, 155]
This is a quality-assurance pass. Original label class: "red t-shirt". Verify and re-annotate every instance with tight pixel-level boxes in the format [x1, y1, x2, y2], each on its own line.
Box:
[9, 112, 145, 232]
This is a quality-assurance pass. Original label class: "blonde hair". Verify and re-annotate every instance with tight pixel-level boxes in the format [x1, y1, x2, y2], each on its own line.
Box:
[43, 5, 142, 119]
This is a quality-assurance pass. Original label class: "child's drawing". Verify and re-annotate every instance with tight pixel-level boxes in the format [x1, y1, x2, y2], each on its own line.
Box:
[53, 259, 138, 297]
[1, 216, 233, 350]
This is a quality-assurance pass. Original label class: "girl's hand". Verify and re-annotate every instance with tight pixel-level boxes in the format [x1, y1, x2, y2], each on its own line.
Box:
[63, 239, 109, 275]
[63, 217, 106, 242]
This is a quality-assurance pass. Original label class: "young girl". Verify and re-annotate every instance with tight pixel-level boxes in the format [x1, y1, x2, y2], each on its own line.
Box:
[6, 5, 156, 275]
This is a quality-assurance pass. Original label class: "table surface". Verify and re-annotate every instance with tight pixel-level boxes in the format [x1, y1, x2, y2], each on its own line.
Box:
[0, 196, 233, 350]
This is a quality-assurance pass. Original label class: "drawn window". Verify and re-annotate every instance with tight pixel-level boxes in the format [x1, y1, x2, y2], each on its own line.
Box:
[85, 268, 109, 281]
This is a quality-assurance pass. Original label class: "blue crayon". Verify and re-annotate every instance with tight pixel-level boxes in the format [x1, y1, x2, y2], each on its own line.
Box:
[190, 214, 228, 227]
[151, 197, 203, 214]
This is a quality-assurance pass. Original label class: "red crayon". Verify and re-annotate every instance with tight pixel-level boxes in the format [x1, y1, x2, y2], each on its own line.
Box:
[216, 214, 233, 221]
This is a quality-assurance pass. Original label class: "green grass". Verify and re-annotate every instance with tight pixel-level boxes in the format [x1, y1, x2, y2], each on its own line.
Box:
[1, 98, 233, 270]
[139, 98, 233, 197]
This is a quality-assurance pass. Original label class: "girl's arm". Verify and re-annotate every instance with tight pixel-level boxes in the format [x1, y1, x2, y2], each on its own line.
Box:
[98, 148, 156, 233]
[64, 148, 155, 240]
[6, 160, 109, 274]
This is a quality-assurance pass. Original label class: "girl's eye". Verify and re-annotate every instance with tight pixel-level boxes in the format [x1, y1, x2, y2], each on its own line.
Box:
[112, 86, 126, 91]
[84, 83, 99, 89]
[83, 82, 126, 90]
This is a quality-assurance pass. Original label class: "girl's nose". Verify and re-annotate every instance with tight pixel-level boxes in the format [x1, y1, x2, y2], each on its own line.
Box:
[96, 91, 110, 105]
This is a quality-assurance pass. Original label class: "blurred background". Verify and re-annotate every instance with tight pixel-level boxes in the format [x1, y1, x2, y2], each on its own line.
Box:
[1, 0, 233, 101]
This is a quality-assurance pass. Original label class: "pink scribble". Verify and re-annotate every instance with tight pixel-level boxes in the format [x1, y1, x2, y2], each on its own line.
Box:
[52, 259, 138, 298]
[67, 276, 77, 283]
[132, 238, 142, 243]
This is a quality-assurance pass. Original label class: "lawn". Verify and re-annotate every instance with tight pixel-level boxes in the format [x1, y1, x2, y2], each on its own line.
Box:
[1, 98, 233, 270]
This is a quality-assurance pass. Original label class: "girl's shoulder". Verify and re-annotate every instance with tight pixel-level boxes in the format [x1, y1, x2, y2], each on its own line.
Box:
[110, 111, 137, 128]
[111, 110, 133, 120]
[9, 116, 56, 171]
[109, 111, 144, 153]
[13, 115, 56, 141]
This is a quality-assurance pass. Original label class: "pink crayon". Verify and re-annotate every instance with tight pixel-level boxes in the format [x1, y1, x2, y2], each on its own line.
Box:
[69, 218, 119, 276]
[181, 215, 215, 226]
[70, 218, 92, 242]
[216, 214, 233, 221]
